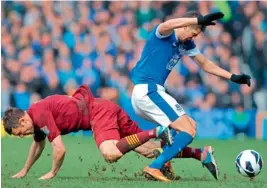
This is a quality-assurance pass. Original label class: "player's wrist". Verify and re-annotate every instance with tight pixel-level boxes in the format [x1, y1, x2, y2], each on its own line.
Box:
[230, 74, 237, 82]
[22, 167, 29, 173]
[197, 16, 204, 25]
[193, 17, 198, 25]
[50, 169, 57, 176]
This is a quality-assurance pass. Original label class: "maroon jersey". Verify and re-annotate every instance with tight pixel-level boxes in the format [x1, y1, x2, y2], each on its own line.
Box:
[27, 85, 94, 142]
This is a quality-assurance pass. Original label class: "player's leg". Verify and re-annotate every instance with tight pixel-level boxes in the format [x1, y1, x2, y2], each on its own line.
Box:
[133, 140, 161, 158]
[99, 140, 122, 163]
[91, 101, 127, 163]
[118, 132, 218, 180]
[132, 140, 201, 159]
[138, 139, 208, 162]
[132, 140, 175, 180]
[115, 108, 177, 180]
[95, 128, 123, 163]
[94, 122, 157, 163]
[116, 111, 176, 182]
[176, 146, 202, 160]
[115, 107, 171, 155]
[178, 145, 219, 179]
[92, 100, 168, 163]
[153, 145, 219, 179]
[134, 140, 217, 181]
[97, 131, 162, 163]
[132, 131, 218, 180]
[134, 140, 215, 180]
[148, 114, 196, 169]
[132, 84, 195, 182]
[154, 122, 219, 180]
[115, 126, 168, 155]
[98, 132, 163, 163]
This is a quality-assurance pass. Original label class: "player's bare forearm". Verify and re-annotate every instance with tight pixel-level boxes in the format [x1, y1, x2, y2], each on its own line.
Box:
[202, 60, 232, 79]
[192, 54, 232, 80]
[24, 140, 45, 172]
[51, 147, 65, 174]
[50, 135, 66, 175]
[39, 145, 65, 180]
[38, 145, 65, 180]
[158, 18, 197, 36]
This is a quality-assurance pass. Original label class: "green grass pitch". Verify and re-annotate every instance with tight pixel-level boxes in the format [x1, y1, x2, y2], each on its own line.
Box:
[1, 136, 267, 188]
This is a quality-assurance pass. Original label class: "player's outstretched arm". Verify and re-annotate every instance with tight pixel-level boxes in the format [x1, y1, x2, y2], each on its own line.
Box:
[192, 53, 251, 86]
[158, 18, 198, 36]
[12, 140, 46, 179]
[158, 12, 224, 37]
[39, 135, 66, 180]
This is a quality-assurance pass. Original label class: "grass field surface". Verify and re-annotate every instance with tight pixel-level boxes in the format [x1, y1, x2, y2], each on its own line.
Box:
[1, 136, 267, 188]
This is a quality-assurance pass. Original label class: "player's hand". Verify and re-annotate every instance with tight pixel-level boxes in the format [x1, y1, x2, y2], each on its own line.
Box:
[11, 168, 28, 178]
[197, 12, 224, 26]
[39, 171, 56, 180]
[230, 74, 251, 87]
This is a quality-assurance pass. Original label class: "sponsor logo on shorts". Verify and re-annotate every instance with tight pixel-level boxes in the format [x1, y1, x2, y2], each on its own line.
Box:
[175, 104, 184, 113]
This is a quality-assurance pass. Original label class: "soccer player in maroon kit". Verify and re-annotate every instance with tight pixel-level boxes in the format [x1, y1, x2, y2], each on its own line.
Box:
[3, 85, 216, 180]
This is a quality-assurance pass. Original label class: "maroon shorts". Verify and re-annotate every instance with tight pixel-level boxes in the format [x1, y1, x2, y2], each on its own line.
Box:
[91, 99, 142, 147]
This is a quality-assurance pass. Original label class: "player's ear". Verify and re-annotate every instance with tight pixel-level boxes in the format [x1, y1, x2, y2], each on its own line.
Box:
[18, 117, 26, 127]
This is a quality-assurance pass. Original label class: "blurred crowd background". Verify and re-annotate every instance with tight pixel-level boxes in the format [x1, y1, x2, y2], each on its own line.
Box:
[1, 1, 267, 138]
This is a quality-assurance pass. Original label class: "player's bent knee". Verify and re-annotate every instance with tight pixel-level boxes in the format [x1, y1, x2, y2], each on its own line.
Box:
[185, 121, 197, 137]
[188, 116, 197, 129]
[99, 140, 123, 163]
[180, 126, 196, 137]
[103, 152, 123, 163]
[171, 115, 197, 137]
[189, 117, 197, 137]
[190, 127, 196, 138]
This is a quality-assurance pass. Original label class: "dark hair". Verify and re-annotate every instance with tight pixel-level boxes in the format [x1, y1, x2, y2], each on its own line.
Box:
[3, 107, 25, 135]
[183, 11, 206, 32]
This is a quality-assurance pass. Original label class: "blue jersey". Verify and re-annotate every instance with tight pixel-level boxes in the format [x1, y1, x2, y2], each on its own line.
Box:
[131, 25, 200, 86]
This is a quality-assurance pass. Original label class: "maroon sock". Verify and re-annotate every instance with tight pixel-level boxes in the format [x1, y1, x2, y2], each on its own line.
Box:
[176, 147, 202, 161]
[160, 140, 166, 147]
[116, 129, 157, 154]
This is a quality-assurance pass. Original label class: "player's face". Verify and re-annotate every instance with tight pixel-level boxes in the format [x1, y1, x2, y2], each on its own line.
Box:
[180, 26, 201, 42]
[12, 118, 34, 138]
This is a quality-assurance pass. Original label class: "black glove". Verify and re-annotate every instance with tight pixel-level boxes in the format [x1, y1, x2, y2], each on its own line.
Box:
[230, 74, 251, 87]
[197, 12, 224, 26]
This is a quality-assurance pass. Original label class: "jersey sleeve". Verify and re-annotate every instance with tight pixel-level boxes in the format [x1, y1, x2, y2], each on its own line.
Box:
[155, 25, 173, 39]
[183, 40, 200, 56]
[33, 129, 46, 142]
[37, 111, 61, 142]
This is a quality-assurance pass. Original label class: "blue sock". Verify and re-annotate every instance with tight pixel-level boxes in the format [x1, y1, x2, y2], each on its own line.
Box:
[170, 128, 177, 137]
[150, 131, 193, 169]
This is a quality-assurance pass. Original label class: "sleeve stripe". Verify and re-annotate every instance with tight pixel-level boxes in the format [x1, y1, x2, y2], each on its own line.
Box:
[185, 47, 200, 56]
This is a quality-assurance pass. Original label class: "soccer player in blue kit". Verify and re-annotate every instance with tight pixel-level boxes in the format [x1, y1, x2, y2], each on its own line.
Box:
[130, 11, 251, 182]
